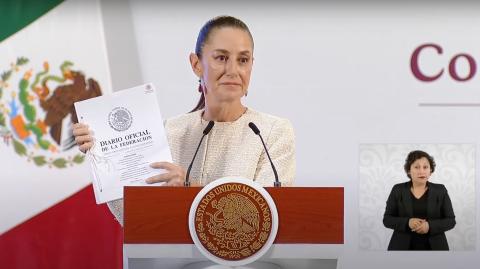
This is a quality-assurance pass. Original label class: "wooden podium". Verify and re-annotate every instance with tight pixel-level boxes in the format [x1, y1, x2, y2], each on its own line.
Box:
[123, 187, 344, 269]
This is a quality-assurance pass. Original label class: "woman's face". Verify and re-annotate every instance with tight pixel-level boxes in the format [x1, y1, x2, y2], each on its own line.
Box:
[408, 157, 432, 185]
[195, 27, 253, 105]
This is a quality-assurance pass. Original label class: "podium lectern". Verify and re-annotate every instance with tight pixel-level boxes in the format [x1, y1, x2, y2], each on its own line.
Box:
[123, 187, 343, 269]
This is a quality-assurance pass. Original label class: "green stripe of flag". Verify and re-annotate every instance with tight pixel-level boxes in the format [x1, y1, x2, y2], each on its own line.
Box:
[0, 0, 64, 43]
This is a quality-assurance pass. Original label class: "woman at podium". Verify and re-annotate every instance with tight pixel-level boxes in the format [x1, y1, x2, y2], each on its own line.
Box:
[383, 150, 455, 250]
[72, 16, 296, 225]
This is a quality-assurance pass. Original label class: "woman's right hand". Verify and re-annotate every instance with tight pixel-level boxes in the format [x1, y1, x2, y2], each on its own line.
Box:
[72, 123, 94, 153]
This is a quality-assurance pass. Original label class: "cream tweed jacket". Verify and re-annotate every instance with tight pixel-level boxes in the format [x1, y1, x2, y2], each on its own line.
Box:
[107, 108, 295, 225]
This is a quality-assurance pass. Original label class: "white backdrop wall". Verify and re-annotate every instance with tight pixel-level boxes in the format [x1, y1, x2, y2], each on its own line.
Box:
[106, 1, 480, 268]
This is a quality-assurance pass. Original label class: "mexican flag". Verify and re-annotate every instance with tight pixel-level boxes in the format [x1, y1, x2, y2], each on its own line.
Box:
[0, 0, 122, 268]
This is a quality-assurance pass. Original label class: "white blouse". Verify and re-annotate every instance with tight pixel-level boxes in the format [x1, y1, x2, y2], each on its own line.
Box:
[107, 108, 295, 225]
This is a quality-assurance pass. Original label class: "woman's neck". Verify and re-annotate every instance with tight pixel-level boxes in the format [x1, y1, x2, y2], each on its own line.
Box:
[203, 102, 246, 122]
[411, 181, 427, 190]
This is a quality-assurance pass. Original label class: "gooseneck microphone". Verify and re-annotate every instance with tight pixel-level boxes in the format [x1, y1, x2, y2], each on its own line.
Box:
[248, 122, 281, 187]
[184, 121, 215, 187]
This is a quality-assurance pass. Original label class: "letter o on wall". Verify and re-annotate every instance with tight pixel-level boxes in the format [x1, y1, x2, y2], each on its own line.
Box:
[449, 53, 477, 82]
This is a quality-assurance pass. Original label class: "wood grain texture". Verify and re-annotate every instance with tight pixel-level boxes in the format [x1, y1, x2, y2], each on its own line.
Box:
[124, 187, 343, 244]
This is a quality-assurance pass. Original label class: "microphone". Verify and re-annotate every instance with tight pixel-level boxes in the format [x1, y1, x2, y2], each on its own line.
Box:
[184, 121, 215, 186]
[248, 122, 281, 187]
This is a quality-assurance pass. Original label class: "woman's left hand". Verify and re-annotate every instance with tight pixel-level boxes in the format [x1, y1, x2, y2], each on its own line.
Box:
[145, 162, 186, 186]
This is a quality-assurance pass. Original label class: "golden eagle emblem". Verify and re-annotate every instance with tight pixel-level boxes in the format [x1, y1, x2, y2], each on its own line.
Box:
[193, 182, 273, 261]
[207, 193, 260, 250]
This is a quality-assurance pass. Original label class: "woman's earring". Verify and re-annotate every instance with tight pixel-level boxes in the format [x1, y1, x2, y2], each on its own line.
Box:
[245, 90, 248, 97]
[198, 79, 202, 93]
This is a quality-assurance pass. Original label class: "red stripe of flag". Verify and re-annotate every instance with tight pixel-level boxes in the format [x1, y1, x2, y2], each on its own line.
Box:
[0, 185, 122, 269]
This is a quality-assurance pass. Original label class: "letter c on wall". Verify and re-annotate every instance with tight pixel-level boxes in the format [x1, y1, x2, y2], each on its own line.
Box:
[411, 43, 444, 82]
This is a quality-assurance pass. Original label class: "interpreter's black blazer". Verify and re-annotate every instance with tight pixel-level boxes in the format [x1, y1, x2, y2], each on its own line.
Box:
[383, 181, 456, 250]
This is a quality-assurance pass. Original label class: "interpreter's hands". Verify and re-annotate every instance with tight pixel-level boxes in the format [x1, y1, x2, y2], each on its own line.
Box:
[72, 123, 94, 153]
[409, 218, 429, 234]
[408, 218, 424, 231]
[146, 162, 187, 186]
[413, 221, 430, 234]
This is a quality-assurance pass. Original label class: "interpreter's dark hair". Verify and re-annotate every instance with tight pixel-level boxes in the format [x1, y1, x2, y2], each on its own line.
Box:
[404, 150, 436, 179]
[190, 16, 254, 112]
